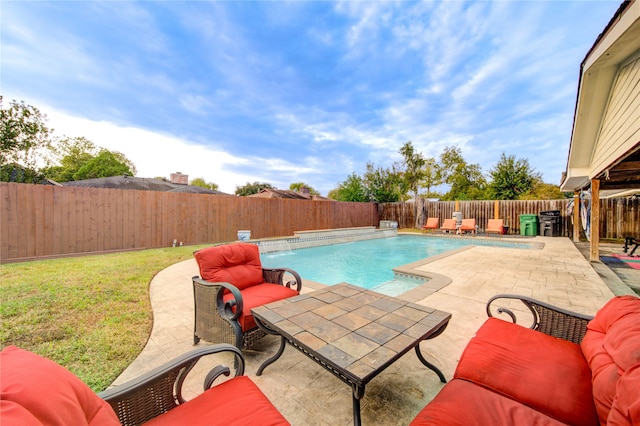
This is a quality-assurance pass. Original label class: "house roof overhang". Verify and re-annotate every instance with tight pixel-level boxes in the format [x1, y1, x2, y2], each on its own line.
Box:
[560, 0, 640, 194]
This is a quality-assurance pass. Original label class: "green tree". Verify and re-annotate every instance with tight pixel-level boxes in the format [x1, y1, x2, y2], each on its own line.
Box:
[43, 137, 136, 182]
[43, 137, 98, 182]
[73, 150, 134, 180]
[1, 97, 51, 182]
[190, 177, 219, 191]
[487, 153, 541, 200]
[363, 162, 402, 202]
[399, 141, 426, 201]
[235, 181, 274, 196]
[519, 182, 568, 200]
[438, 146, 487, 200]
[328, 173, 367, 202]
[289, 182, 319, 195]
[422, 157, 442, 198]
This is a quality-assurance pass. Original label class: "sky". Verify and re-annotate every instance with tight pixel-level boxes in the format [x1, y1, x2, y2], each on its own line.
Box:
[1, 1, 623, 195]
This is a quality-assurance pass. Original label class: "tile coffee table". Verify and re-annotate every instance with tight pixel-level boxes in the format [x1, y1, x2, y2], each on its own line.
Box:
[252, 283, 451, 426]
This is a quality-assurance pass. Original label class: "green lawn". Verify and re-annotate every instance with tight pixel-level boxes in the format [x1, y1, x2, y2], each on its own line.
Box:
[0, 244, 210, 391]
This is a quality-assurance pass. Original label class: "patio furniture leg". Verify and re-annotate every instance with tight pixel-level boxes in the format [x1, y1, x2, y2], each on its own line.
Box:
[415, 345, 446, 383]
[256, 335, 287, 376]
[352, 385, 364, 426]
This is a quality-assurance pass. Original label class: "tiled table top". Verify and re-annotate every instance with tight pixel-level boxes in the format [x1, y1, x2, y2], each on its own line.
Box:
[252, 283, 452, 384]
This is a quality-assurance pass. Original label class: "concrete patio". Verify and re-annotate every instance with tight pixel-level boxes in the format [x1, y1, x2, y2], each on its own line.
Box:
[112, 235, 637, 426]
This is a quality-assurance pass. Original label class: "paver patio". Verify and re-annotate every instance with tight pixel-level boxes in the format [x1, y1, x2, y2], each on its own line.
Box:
[112, 235, 635, 426]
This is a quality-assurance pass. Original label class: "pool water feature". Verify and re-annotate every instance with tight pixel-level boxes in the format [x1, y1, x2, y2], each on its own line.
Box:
[261, 235, 531, 296]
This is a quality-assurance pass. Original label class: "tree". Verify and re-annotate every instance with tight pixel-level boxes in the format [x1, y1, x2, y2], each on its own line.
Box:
[422, 157, 441, 198]
[362, 162, 402, 202]
[328, 173, 367, 202]
[235, 181, 274, 196]
[438, 146, 487, 200]
[43, 137, 136, 182]
[289, 182, 319, 195]
[73, 150, 134, 180]
[399, 141, 426, 201]
[1, 97, 51, 182]
[487, 153, 541, 200]
[519, 182, 568, 200]
[190, 177, 219, 191]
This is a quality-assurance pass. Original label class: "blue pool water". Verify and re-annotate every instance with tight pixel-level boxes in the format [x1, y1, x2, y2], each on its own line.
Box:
[261, 235, 531, 295]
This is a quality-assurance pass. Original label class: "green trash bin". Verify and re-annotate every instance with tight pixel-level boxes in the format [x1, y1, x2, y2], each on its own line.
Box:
[519, 214, 538, 236]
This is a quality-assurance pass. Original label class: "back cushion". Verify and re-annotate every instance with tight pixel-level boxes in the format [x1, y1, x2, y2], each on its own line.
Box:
[194, 243, 264, 291]
[581, 295, 640, 425]
[0, 346, 120, 426]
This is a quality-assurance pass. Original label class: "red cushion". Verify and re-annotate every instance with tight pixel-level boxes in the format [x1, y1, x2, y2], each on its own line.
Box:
[454, 318, 598, 426]
[143, 375, 289, 426]
[410, 379, 566, 426]
[224, 283, 299, 331]
[0, 346, 120, 426]
[580, 295, 640, 424]
[606, 362, 640, 426]
[194, 243, 264, 291]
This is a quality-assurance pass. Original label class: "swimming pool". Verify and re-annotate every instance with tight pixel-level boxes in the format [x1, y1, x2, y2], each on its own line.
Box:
[261, 235, 531, 296]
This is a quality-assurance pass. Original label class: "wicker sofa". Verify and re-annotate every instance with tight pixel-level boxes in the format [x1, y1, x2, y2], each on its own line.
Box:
[192, 243, 302, 349]
[411, 294, 640, 426]
[1, 344, 289, 425]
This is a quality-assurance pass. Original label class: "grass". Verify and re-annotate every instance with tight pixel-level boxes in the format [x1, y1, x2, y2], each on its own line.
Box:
[0, 244, 210, 392]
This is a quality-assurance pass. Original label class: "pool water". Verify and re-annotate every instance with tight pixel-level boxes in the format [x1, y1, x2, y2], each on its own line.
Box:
[261, 235, 530, 295]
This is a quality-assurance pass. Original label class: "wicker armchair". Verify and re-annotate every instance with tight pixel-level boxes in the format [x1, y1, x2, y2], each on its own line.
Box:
[1, 344, 287, 426]
[99, 345, 249, 425]
[486, 294, 594, 344]
[193, 243, 302, 349]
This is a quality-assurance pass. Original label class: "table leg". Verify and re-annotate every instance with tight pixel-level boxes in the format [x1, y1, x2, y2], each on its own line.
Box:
[256, 335, 286, 376]
[352, 385, 364, 426]
[414, 345, 446, 383]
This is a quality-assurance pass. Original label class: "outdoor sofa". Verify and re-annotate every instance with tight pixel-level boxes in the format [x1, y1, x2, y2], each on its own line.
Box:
[1, 344, 289, 425]
[192, 242, 302, 349]
[411, 294, 640, 426]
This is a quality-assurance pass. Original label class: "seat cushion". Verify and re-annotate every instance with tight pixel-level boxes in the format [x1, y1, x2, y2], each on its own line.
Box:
[143, 376, 289, 426]
[0, 346, 120, 426]
[606, 362, 640, 426]
[195, 243, 264, 291]
[454, 317, 598, 426]
[224, 283, 299, 331]
[580, 295, 640, 425]
[410, 379, 566, 426]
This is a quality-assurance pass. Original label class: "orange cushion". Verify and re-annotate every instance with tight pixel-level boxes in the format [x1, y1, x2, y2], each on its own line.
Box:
[0, 346, 120, 426]
[195, 243, 264, 290]
[410, 379, 566, 426]
[143, 376, 289, 426]
[606, 363, 640, 426]
[224, 283, 299, 331]
[580, 295, 640, 424]
[454, 318, 598, 426]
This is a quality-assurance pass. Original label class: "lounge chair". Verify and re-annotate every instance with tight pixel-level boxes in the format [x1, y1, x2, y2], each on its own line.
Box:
[440, 218, 457, 233]
[486, 219, 504, 236]
[459, 219, 476, 235]
[421, 217, 439, 233]
[192, 242, 302, 349]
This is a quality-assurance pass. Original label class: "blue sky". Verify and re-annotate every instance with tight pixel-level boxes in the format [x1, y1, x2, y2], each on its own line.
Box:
[1, 1, 622, 195]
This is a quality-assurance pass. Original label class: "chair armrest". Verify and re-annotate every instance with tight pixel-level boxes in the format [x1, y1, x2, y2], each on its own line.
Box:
[192, 277, 244, 320]
[262, 267, 303, 292]
[99, 344, 244, 425]
[486, 294, 593, 344]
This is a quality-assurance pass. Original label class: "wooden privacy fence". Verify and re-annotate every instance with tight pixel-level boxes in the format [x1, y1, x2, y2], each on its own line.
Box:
[0, 183, 378, 263]
[379, 197, 640, 239]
